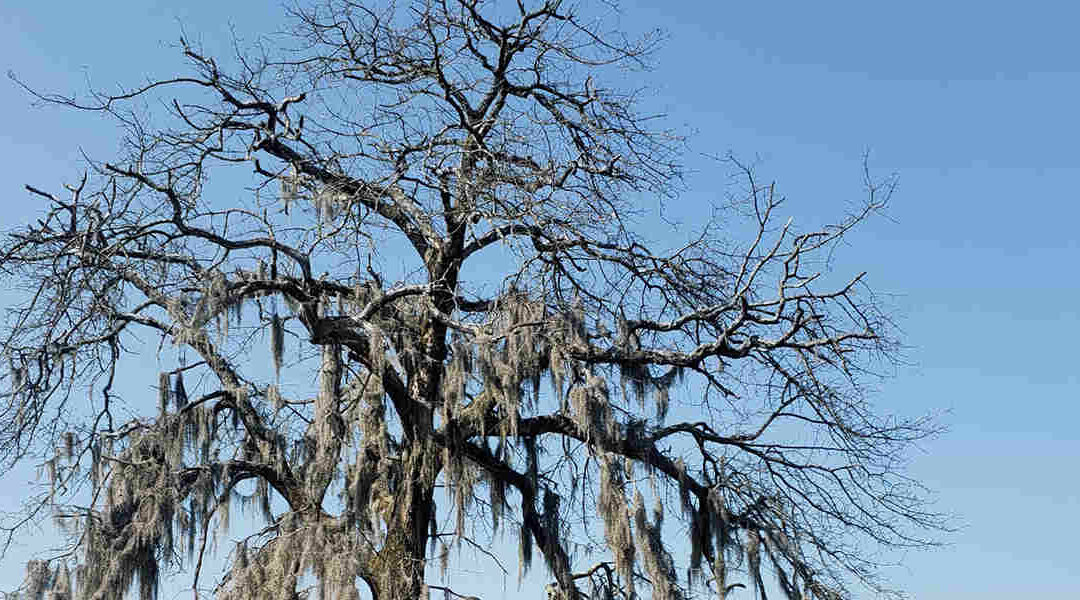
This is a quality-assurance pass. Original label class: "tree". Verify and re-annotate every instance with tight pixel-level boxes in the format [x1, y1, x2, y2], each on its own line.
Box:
[1, 2, 943, 599]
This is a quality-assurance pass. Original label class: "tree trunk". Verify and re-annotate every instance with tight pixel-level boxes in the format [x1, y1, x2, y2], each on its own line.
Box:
[365, 452, 435, 600]
[374, 332, 442, 600]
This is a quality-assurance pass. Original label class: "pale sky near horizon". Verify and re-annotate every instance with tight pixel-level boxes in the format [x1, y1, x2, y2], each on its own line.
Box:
[1, 1, 1078, 599]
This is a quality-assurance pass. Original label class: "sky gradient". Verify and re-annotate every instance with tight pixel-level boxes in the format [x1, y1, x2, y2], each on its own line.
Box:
[1, 1, 1078, 598]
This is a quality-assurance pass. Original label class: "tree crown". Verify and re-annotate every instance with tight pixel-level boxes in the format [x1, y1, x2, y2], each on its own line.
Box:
[2, 2, 942, 600]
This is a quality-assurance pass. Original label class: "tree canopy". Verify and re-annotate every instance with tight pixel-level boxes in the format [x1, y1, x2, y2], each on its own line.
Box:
[2, 2, 942, 599]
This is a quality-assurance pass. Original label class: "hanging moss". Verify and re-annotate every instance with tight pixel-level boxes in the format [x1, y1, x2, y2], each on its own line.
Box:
[270, 314, 284, 377]
[518, 522, 533, 580]
[173, 371, 187, 410]
[157, 372, 170, 420]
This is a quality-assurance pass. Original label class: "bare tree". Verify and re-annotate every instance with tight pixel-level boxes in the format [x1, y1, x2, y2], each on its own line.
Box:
[1, 2, 943, 600]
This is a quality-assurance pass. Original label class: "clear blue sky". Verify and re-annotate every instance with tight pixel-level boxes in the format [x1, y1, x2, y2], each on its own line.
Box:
[1, 1, 1078, 598]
